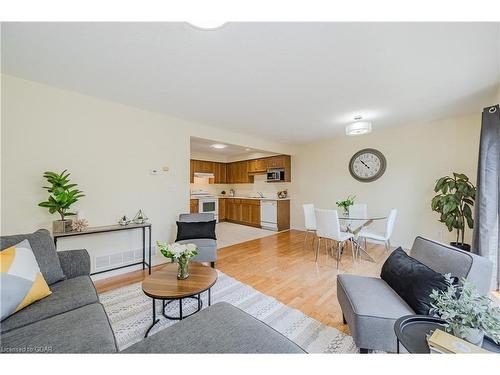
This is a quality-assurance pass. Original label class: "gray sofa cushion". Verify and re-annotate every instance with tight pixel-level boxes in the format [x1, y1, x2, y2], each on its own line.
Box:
[1, 303, 117, 353]
[1, 276, 98, 333]
[1, 229, 65, 285]
[124, 302, 305, 353]
[337, 274, 414, 352]
[410, 236, 493, 294]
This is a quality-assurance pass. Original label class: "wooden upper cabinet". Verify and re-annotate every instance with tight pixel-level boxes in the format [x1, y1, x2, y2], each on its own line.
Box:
[248, 158, 267, 174]
[213, 162, 226, 184]
[190, 154, 290, 184]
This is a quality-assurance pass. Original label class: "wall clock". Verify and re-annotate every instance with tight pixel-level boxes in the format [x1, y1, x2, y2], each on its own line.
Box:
[349, 148, 387, 182]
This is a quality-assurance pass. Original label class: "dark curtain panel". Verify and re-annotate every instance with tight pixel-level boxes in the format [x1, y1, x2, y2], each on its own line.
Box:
[472, 104, 500, 290]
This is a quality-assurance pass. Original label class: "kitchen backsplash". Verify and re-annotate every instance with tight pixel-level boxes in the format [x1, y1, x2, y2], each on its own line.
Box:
[190, 174, 291, 199]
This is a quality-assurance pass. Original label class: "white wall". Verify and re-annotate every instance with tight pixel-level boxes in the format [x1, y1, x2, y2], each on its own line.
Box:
[289, 114, 481, 249]
[1, 75, 293, 271]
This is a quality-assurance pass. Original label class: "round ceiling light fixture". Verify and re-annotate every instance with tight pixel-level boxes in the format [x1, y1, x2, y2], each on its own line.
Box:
[345, 116, 372, 136]
[211, 143, 227, 149]
[187, 21, 227, 30]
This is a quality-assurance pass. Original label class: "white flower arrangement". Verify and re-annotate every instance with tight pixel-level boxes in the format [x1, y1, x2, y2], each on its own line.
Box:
[157, 242, 198, 261]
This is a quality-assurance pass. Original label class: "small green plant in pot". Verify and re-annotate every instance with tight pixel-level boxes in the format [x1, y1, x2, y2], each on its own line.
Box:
[336, 195, 356, 215]
[38, 170, 85, 233]
[431, 172, 475, 251]
[430, 275, 500, 346]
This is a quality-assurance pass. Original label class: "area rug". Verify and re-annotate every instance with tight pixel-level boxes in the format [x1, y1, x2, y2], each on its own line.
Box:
[99, 270, 357, 353]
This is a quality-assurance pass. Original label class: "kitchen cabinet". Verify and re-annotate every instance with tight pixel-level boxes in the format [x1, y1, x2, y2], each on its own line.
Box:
[224, 198, 260, 227]
[227, 161, 252, 184]
[218, 198, 226, 221]
[248, 158, 267, 174]
[190, 160, 226, 184]
[190, 199, 199, 214]
[190, 154, 291, 184]
[213, 162, 226, 184]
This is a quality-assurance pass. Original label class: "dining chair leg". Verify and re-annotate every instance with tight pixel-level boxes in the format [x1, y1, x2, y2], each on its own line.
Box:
[364, 237, 367, 250]
[336, 242, 342, 269]
[387, 239, 391, 252]
[350, 239, 357, 263]
[315, 237, 321, 262]
[303, 230, 309, 250]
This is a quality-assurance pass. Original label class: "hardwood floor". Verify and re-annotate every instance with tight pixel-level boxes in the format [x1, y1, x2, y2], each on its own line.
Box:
[94, 229, 391, 335]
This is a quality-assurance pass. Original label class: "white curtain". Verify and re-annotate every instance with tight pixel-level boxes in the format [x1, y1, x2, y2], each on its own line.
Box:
[472, 104, 500, 291]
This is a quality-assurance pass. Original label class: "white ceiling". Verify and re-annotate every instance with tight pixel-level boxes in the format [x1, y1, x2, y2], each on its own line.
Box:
[2, 22, 499, 143]
[190, 136, 276, 157]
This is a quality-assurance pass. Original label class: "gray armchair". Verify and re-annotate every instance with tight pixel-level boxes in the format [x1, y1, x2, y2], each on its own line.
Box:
[176, 213, 217, 268]
[337, 236, 493, 353]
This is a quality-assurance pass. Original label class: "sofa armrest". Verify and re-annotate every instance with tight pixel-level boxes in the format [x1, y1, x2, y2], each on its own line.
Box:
[57, 249, 91, 279]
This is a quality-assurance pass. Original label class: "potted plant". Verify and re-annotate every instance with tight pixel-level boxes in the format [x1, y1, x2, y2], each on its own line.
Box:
[38, 170, 85, 233]
[430, 275, 500, 346]
[157, 242, 198, 280]
[336, 195, 356, 215]
[431, 172, 476, 251]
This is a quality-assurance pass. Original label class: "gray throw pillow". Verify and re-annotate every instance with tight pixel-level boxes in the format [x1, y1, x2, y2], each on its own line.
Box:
[1, 229, 66, 285]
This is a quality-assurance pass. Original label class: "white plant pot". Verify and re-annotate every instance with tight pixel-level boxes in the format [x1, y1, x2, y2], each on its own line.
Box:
[454, 327, 484, 346]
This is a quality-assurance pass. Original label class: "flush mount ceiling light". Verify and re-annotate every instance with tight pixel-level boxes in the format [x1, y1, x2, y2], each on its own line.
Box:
[211, 143, 227, 149]
[187, 21, 227, 30]
[345, 116, 372, 136]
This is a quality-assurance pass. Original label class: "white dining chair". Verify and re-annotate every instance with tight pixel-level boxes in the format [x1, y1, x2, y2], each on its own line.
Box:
[315, 209, 355, 269]
[347, 203, 368, 232]
[302, 203, 317, 250]
[358, 208, 398, 252]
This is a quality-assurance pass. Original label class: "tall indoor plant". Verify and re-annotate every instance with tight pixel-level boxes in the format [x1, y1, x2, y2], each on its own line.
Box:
[38, 170, 85, 233]
[431, 172, 475, 251]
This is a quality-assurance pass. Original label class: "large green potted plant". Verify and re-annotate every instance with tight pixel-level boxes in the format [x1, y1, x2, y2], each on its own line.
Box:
[38, 170, 85, 233]
[431, 172, 475, 251]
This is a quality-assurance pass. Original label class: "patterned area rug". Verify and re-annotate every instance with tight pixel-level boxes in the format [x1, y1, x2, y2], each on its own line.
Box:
[99, 270, 357, 353]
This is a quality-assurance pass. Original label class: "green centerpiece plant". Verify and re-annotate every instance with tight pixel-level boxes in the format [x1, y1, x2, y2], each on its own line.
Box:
[38, 170, 85, 233]
[430, 275, 500, 346]
[431, 172, 476, 251]
[157, 242, 198, 280]
[336, 195, 356, 215]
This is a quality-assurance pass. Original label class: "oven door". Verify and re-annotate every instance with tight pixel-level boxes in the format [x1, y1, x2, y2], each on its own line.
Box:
[199, 199, 217, 214]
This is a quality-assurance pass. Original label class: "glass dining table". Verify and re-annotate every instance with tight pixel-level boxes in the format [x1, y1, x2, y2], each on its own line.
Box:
[338, 213, 388, 262]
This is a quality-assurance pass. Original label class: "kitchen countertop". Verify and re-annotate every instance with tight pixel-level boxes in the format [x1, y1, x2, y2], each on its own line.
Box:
[190, 196, 290, 201]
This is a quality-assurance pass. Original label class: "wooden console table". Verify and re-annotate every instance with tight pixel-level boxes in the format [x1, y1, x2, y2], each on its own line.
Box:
[53, 223, 152, 275]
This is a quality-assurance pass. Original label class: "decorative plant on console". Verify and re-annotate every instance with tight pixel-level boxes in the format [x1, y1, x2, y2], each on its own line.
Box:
[336, 195, 356, 215]
[430, 275, 500, 346]
[38, 170, 85, 233]
[431, 172, 476, 251]
[157, 242, 198, 280]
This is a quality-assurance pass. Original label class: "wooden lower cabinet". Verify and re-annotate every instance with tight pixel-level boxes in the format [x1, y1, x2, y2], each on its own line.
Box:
[190, 199, 199, 214]
[224, 198, 261, 227]
[218, 198, 226, 221]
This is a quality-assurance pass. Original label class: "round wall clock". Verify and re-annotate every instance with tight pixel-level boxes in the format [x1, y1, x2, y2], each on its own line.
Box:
[349, 148, 387, 182]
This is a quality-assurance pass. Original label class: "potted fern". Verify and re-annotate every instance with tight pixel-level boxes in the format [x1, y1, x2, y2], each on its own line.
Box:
[38, 170, 85, 233]
[431, 172, 476, 251]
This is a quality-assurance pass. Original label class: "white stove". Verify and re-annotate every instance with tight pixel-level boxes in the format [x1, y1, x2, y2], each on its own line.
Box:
[190, 190, 218, 222]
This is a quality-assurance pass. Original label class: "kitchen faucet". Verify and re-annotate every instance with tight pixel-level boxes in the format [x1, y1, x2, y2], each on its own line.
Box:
[257, 192, 264, 198]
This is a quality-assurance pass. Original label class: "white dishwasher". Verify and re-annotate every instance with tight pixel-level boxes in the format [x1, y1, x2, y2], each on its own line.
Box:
[260, 200, 278, 231]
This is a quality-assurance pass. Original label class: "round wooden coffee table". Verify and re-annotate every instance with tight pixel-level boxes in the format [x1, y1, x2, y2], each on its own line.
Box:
[142, 262, 218, 337]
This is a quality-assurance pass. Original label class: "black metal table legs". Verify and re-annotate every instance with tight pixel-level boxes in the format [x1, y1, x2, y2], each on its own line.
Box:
[144, 298, 160, 338]
[144, 289, 212, 337]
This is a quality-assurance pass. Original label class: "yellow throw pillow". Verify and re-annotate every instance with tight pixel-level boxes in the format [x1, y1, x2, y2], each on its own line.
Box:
[1, 239, 52, 320]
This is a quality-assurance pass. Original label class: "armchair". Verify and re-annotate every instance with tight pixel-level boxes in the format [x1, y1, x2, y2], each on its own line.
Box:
[176, 213, 217, 268]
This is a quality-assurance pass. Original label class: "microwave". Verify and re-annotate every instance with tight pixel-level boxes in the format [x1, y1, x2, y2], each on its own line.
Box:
[266, 168, 285, 182]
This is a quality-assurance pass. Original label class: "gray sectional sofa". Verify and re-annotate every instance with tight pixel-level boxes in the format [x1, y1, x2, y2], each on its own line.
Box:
[1, 229, 304, 353]
[337, 236, 493, 353]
